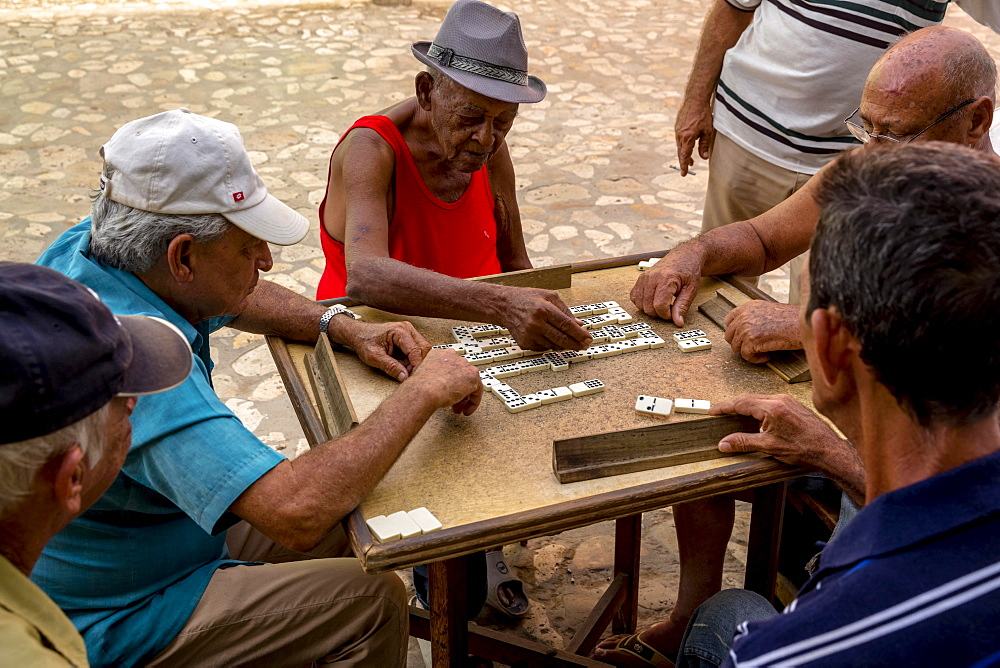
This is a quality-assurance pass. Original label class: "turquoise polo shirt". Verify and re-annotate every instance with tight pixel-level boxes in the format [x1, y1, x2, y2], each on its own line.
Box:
[32, 220, 287, 667]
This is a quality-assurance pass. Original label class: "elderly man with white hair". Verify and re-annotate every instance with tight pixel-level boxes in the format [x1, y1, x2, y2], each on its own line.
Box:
[0, 263, 192, 667]
[33, 108, 483, 667]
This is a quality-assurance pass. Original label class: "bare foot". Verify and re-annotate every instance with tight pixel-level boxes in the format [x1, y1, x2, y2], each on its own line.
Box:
[592, 619, 687, 667]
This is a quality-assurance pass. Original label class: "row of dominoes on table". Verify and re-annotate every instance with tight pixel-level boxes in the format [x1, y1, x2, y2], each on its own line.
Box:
[634, 396, 711, 417]
[487, 377, 606, 413]
[366, 506, 442, 543]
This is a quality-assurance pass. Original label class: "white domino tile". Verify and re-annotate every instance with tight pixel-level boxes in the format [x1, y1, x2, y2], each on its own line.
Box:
[536, 386, 573, 404]
[464, 352, 495, 365]
[482, 377, 501, 389]
[433, 343, 467, 352]
[635, 395, 673, 417]
[674, 398, 711, 414]
[366, 515, 401, 543]
[505, 394, 542, 413]
[678, 337, 712, 353]
[619, 338, 649, 353]
[672, 329, 707, 342]
[580, 314, 617, 330]
[602, 325, 626, 342]
[570, 304, 595, 317]
[569, 379, 605, 397]
[407, 507, 442, 534]
[490, 383, 517, 398]
[387, 510, 422, 539]
[561, 350, 591, 363]
[620, 323, 652, 337]
[616, 313, 635, 324]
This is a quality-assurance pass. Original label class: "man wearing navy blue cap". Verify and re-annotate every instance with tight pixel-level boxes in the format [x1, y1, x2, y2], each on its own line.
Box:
[0, 262, 192, 667]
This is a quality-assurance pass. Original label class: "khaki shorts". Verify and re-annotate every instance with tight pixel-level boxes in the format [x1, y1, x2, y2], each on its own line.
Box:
[146, 523, 408, 667]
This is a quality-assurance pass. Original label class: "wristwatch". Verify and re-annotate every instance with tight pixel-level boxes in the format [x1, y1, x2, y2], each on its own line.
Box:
[318, 305, 361, 334]
[317, 306, 341, 334]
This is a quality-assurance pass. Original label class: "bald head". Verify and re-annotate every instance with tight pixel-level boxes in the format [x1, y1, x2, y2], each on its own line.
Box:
[872, 26, 995, 103]
[857, 27, 995, 149]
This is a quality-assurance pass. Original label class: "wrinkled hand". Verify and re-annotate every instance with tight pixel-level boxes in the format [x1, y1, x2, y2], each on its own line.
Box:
[336, 319, 431, 382]
[675, 97, 715, 176]
[501, 287, 592, 351]
[406, 348, 483, 416]
[711, 394, 848, 472]
[724, 302, 802, 363]
[630, 242, 705, 326]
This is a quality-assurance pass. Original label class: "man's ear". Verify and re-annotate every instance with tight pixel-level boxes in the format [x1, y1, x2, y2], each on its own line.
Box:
[809, 307, 858, 396]
[967, 96, 994, 145]
[415, 71, 434, 110]
[165, 234, 197, 284]
[51, 445, 86, 516]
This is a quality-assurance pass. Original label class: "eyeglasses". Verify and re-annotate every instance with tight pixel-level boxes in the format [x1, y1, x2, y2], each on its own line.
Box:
[844, 99, 975, 144]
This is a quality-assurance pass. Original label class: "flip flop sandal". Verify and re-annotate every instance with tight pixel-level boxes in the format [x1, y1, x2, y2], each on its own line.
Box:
[605, 633, 673, 668]
[484, 550, 529, 618]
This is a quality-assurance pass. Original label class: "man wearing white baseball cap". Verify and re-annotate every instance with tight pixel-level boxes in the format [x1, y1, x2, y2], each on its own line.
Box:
[0, 262, 192, 667]
[34, 108, 484, 667]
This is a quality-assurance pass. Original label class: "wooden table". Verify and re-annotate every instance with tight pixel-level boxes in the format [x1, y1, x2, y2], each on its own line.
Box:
[268, 255, 813, 667]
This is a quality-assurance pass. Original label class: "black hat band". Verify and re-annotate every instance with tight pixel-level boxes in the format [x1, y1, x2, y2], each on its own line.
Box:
[428, 43, 528, 87]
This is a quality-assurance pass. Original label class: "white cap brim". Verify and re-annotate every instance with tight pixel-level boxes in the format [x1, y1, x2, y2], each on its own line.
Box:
[224, 193, 310, 246]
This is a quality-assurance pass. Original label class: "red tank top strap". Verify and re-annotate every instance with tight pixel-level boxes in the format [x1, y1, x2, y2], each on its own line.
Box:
[317, 115, 501, 300]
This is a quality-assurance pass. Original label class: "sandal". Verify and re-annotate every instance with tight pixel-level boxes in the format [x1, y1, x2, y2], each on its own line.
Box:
[484, 550, 529, 618]
[599, 633, 673, 667]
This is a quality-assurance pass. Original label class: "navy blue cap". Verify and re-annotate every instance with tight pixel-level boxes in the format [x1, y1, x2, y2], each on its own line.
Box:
[0, 263, 192, 444]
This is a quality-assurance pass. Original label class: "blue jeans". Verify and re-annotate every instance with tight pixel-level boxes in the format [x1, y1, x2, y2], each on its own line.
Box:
[675, 589, 777, 668]
[675, 495, 860, 667]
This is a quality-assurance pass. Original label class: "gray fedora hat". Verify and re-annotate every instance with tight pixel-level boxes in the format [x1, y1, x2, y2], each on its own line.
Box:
[412, 0, 546, 104]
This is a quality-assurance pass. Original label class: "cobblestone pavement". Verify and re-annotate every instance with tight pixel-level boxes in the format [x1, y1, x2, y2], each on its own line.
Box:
[3, 0, 999, 664]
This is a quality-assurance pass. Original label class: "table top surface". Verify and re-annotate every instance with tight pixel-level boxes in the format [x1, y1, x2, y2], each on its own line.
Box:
[274, 265, 814, 572]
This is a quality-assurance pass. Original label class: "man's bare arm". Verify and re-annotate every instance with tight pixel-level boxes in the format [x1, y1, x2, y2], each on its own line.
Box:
[631, 165, 825, 325]
[338, 132, 590, 351]
[489, 143, 532, 272]
[230, 349, 483, 551]
[713, 394, 866, 507]
[229, 279, 432, 381]
[675, 0, 755, 175]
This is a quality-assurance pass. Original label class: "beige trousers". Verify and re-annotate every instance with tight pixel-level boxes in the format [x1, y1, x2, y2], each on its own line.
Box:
[146, 523, 408, 667]
[701, 132, 814, 304]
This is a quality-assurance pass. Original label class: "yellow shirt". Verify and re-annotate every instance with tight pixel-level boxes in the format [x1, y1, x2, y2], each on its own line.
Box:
[0, 554, 88, 667]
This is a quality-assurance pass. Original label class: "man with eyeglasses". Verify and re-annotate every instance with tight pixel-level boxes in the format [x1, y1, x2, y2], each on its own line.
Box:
[633, 26, 996, 359]
[675, 0, 999, 309]
[597, 26, 998, 667]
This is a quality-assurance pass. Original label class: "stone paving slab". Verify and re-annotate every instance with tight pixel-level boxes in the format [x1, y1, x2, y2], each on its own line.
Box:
[2, 1, 998, 664]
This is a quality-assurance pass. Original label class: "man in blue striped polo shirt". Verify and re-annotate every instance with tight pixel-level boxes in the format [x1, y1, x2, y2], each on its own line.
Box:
[608, 143, 1000, 667]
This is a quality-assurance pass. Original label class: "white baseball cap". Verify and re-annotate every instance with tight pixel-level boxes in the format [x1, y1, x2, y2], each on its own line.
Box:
[99, 108, 308, 246]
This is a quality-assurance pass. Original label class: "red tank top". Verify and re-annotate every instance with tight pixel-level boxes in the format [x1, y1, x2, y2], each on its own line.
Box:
[317, 115, 501, 299]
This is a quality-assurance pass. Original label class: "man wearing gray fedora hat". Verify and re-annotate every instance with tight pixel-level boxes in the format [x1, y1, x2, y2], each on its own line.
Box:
[317, 0, 592, 354]
[318, 0, 576, 623]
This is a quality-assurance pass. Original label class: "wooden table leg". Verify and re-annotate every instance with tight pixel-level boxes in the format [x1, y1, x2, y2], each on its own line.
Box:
[612, 514, 642, 634]
[429, 557, 468, 667]
[744, 482, 788, 605]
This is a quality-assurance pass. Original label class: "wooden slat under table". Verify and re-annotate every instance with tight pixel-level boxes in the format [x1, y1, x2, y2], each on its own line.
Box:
[275, 264, 812, 574]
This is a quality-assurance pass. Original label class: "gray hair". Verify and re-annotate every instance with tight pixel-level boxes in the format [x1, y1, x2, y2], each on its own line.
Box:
[809, 142, 1000, 428]
[940, 37, 997, 102]
[89, 181, 231, 274]
[0, 403, 111, 519]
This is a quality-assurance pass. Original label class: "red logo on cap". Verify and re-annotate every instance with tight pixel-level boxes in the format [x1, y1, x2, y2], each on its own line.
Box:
[233, 192, 244, 202]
